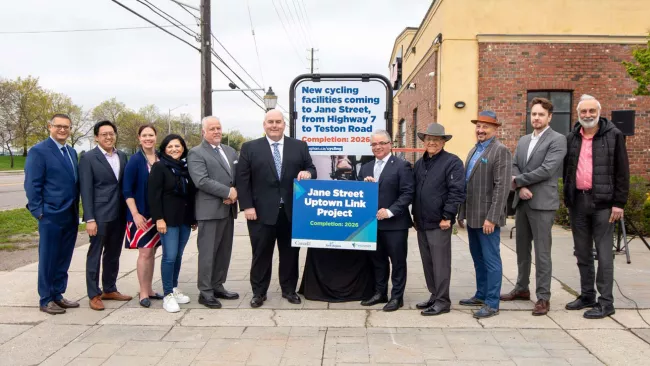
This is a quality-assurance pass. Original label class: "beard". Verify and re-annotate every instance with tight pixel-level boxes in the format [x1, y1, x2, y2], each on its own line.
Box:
[579, 114, 600, 129]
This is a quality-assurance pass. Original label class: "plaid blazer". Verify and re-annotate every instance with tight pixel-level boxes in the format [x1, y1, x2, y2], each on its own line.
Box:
[458, 138, 512, 228]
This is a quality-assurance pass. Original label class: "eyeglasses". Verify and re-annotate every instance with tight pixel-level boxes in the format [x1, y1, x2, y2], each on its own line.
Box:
[99, 132, 116, 138]
[370, 141, 391, 147]
[50, 124, 70, 131]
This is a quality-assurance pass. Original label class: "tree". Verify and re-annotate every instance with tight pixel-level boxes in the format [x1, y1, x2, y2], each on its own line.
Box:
[69, 108, 94, 149]
[223, 130, 252, 151]
[623, 35, 650, 95]
[0, 80, 18, 167]
[92, 98, 127, 126]
[7, 77, 50, 156]
[117, 110, 148, 154]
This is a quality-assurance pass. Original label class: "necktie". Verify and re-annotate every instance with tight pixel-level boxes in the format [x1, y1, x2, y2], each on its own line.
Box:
[61, 147, 74, 178]
[215, 146, 230, 169]
[272, 143, 282, 180]
[374, 159, 383, 179]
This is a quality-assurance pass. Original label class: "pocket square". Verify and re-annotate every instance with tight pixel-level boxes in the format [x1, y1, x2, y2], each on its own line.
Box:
[481, 158, 488, 164]
[233, 160, 238, 164]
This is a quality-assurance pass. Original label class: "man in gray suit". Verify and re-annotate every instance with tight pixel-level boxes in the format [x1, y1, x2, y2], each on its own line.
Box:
[458, 111, 512, 319]
[80, 120, 131, 311]
[500, 98, 567, 316]
[188, 116, 239, 309]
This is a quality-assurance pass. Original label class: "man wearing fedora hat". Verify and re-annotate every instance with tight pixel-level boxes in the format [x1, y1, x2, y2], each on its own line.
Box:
[458, 110, 512, 319]
[412, 123, 465, 316]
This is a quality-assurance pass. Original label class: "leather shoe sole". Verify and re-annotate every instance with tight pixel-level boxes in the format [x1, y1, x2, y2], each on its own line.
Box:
[421, 307, 450, 316]
[250, 296, 267, 308]
[360, 297, 388, 306]
[282, 293, 301, 304]
[416, 301, 435, 310]
[198, 297, 222, 309]
[565, 300, 597, 311]
[215, 291, 240, 300]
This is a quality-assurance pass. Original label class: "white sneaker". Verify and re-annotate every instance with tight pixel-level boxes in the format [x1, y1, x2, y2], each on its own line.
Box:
[163, 294, 180, 313]
[173, 287, 191, 304]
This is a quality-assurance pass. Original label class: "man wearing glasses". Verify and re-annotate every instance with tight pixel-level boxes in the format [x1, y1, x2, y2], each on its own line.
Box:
[412, 123, 465, 316]
[25, 114, 81, 314]
[357, 130, 414, 311]
[79, 121, 131, 311]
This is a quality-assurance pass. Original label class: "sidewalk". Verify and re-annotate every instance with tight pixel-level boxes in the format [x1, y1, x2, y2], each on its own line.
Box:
[0, 216, 649, 365]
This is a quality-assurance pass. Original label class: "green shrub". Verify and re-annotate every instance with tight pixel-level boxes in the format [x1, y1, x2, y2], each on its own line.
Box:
[555, 179, 570, 227]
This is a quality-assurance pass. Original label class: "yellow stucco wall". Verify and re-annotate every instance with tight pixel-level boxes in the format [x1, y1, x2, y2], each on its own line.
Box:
[392, 0, 650, 159]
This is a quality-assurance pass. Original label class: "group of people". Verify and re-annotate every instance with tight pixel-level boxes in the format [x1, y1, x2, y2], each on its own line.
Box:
[361, 94, 628, 320]
[25, 93, 628, 321]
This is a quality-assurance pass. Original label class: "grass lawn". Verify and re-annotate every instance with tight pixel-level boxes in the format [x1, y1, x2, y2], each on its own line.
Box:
[0, 206, 86, 247]
[0, 155, 26, 170]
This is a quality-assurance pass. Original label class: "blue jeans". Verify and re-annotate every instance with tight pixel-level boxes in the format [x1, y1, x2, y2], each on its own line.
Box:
[467, 226, 502, 309]
[160, 225, 191, 296]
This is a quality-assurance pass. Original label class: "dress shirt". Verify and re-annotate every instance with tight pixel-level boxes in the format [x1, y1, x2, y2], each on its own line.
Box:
[374, 153, 394, 218]
[466, 137, 494, 182]
[266, 135, 284, 163]
[210, 143, 231, 169]
[576, 128, 594, 190]
[526, 126, 550, 162]
[98, 146, 120, 180]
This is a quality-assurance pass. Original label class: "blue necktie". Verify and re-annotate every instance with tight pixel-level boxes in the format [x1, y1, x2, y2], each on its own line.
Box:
[61, 147, 75, 179]
[272, 143, 282, 180]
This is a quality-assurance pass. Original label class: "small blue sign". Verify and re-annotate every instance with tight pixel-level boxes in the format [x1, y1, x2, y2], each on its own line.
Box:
[291, 179, 378, 250]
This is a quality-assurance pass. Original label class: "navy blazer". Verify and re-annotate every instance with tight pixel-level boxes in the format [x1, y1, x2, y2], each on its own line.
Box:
[122, 150, 152, 222]
[358, 154, 414, 231]
[79, 146, 127, 223]
[24, 138, 79, 222]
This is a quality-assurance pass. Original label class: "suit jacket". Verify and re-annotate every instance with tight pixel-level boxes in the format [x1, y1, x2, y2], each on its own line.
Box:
[188, 140, 238, 221]
[24, 138, 79, 223]
[512, 128, 567, 210]
[79, 146, 127, 224]
[357, 154, 414, 231]
[236, 136, 316, 226]
[459, 138, 512, 228]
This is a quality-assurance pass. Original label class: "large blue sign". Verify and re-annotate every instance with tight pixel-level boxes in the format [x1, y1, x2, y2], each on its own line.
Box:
[291, 179, 378, 251]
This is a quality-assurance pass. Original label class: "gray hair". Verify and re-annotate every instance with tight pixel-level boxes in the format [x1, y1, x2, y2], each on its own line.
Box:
[371, 129, 392, 142]
[576, 94, 602, 111]
[201, 116, 221, 130]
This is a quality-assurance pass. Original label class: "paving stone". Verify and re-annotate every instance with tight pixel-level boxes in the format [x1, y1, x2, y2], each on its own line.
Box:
[181, 309, 275, 327]
[326, 327, 367, 337]
[66, 357, 106, 366]
[0, 322, 88, 365]
[99, 308, 185, 325]
[0, 324, 32, 344]
[117, 340, 174, 356]
[78, 324, 172, 343]
[611, 309, 650, 329]
[367, 333, 427, 363]
[274, 309, 366, 327]
[279, 358, 323, 366]
[210, 326, 246, 338]
[502, 344, 550, 358]
[478, 311, 559, 329]
[171, 341, 206, 349]
[246, 342, 286, 365]
[289, 326, 324, 337]
[158, 348, 201, 366]
[367, 309, 481, 328]
[194, 338, 256, 362]
[511, 357, 570, 365]
[162, 326, 216, 342]
[38, 341, 93, 365]
[0, 306, 49, 324]
[80, 342, 122, 358]
[43, 307, 115, 325]
[102, 354, 162, 365]
[443, 329, 499, 346]
[631, 328, 650, 343]
[548, 310, 623, 330]
[282, 335, 326, 359]
[569, 329, 650, 365]
[451, 344, 510, 361]
[241, 326, 291, 339]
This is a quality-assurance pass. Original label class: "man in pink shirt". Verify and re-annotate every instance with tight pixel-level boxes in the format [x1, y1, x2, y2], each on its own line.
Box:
[562, 95, 629, 319]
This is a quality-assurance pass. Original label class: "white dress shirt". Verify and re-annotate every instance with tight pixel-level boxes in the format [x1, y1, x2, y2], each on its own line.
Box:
[374, 153, 394, 218]
[210, 143, 231, 169]
[266, 135, 284, 163]
[98, 146, 120, 180]
[526, 126, 550, 162]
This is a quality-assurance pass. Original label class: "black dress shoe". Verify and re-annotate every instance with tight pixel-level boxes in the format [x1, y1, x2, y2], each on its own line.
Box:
[382, 298, 404, 312]
[360, 293, 388, 306]
[139, 298, 151, 308]
[214, 289, 240, 300]
[416, 297, 435, 310]
[282, 292, 301, 304]
[421, 303, 451, 316]
[198, 295, 222, 309]
[149, 293, 164, 300]
[565, 296, 597, 311]
[459, 297, 485, 306]
[584, 303, 615, 319]
[250, 294, 267, 308]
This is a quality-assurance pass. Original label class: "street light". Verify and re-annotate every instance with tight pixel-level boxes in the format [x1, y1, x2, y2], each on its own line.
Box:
[168, 104, 187, 134]
[263, 87, 278, 111]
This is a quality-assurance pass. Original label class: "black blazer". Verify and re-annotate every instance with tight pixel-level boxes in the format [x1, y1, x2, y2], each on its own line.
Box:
[236, 136, 316, 225]
[358, 154, 414, 231]
[79, 146, 127, 223]
[148, 161, 197, 227]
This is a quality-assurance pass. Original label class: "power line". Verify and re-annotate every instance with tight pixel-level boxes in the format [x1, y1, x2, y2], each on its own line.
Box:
[0, 24, 196, 35]
[279, 0, 308, 50]
[245, 0, 265, 88]
[285, 0, 309, 48]
[140, 0, 199, 40]
[212, 60, 265, 111]
[271, 0, 307, 67]
[297, 0, 317, 47]
[292, 0, 312, 46]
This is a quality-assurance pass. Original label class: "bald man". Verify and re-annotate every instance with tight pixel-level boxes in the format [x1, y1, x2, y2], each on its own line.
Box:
[188, 116, 239, 309]
[236, 109, 316, 308]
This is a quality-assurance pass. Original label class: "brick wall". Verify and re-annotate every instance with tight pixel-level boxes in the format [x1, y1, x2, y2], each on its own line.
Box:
[396, 50, 437, 163]
[478, 42, 650, 178]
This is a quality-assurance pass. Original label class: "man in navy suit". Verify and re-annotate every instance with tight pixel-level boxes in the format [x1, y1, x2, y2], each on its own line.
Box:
[357, 130, 414, 312]
[24, 114, 80, 314]
[79, 120, 132, 311]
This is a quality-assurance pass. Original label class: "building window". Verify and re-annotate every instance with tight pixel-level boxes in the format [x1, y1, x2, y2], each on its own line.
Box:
[526, 91, 572, 135]
[412, 108, 418, 161]
[398, 119, 406, 147]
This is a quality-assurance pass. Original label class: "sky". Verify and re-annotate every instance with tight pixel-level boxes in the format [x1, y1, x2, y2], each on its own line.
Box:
[0, 0, 432, 139]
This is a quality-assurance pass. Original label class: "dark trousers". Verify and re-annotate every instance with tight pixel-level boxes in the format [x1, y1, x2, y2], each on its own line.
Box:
[38, 211, 78, 306]
[370, 229, 408, 299]
[86, 219, 125, 298]
[248, 206, 299, 296]
[514, 202, 556, 301]
[467, 226, 502, 309]
[569, 192, 615, 306]
[197, 216, 234, 299]
[417, 228, 452, 306]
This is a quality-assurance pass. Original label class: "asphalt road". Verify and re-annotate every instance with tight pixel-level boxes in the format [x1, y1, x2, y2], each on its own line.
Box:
[0, 172, 26, 211]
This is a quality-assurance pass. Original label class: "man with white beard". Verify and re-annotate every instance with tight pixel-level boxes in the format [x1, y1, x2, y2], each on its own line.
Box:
[562, 94, 629, 319]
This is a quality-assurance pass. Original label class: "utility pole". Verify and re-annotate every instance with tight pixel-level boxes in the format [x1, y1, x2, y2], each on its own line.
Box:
[310, 47, 314, 73]
[200, 0, 212, 118]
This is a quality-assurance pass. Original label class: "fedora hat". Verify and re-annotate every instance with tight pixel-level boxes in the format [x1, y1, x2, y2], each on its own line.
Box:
[417, 123, 452, 142]
[471, 110, 501, 126]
